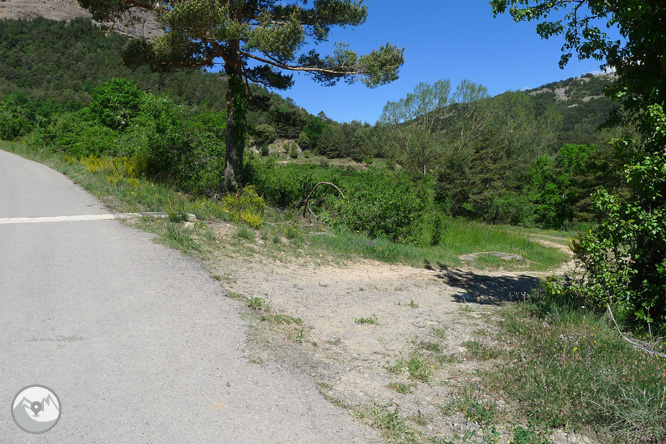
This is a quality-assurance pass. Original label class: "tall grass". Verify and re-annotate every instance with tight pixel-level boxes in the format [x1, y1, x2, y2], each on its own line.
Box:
[479, 301, 666, 443]
[310, 221, 567, 270]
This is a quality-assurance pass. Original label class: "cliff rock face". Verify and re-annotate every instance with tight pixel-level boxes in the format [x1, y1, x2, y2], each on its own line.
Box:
[0, 0, 162, 39]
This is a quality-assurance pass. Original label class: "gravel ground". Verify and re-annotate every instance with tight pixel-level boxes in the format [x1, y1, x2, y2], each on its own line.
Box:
[205, 222, 592, 444]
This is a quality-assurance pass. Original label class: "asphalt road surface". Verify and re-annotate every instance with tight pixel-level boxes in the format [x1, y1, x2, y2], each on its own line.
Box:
[0, 150, 369, 443]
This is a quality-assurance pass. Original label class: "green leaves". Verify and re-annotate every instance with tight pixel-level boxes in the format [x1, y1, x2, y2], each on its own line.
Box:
[246, 10, 305, 59]
[90, 78, 143, 130]
[78, 1, 403, 89]
[556, 105, 666, 328]
[378, 80, 451, 179]
[493, 0, 666, 330]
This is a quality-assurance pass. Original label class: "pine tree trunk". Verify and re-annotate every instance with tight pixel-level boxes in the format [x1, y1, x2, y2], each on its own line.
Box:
[223, 40, 247, 193]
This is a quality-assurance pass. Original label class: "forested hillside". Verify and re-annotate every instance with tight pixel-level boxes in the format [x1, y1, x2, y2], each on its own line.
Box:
[0, 17, 315, 140]
[0, 17, 627, 230]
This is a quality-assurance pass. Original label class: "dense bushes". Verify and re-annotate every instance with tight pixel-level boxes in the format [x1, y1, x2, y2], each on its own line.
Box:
[324, 169, 428, 242]
[528, 143, 622, 229]
[27, 79, 227, 195]
[0, 17, 316, 148]
[250, 161, 436, 243]
[540, 105, 666, 330]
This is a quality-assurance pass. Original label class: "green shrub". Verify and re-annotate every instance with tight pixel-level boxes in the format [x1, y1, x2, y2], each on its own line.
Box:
[325, 169, 428, 242]
[0, 94, 34, 141]
[298, 131, 311, 149]
[250, 161, 320, 208]
[90, 78, 143, 131]
[0, 110, 32, 141]
[543, 105, 666, 330]
[252, 123, 277, 147]
[30, 111, 118, 157]
[288, 142, 298, 158]
[431, 213, 444, 246]
[166, 198, 189, 222]
[219, 185, 265, 228]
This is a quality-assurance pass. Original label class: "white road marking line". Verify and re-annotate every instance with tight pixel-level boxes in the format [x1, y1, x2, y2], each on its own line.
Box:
[0, 214, 121, 224]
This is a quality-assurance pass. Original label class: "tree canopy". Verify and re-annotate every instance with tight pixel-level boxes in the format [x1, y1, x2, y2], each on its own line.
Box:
[78, 0, 404, 190]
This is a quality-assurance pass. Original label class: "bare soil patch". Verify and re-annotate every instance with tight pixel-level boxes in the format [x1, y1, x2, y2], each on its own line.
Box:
[207, 223, 589, 443]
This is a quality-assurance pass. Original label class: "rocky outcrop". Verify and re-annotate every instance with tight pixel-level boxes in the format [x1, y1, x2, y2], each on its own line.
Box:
[0, 0, 162, 39]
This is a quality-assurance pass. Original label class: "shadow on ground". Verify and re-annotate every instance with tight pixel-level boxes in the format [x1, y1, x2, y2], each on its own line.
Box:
[425, 261, 541, 305]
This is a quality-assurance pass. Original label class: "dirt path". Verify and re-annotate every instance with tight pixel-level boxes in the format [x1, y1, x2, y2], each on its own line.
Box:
[208, 223, 583, 443]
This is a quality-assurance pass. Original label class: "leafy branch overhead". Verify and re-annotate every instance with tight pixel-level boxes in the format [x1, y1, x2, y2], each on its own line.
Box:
[78, 0, 404, 89]
[491, 0, 666, 109]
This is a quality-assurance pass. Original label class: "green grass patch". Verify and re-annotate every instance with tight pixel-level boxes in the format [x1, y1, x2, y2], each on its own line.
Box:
[462, 340, 502, 360]
[236, 225, 256, 242]
[406, 353, 432, 382]
[246, 296, 268, 311]
[387, 352, 432, 383]
[416, 341, 442, 354]
[260, 313, 303, 325]
[357, 404, 421, 444]
[309, 222, 567, 272]
[444, 391, 499, 426]
[479, 301, 666, 443]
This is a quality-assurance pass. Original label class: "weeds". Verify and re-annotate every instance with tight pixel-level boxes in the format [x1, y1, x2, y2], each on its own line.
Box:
[152, 221, 202, 255]
[387, 358, 406, 375]
[236, 225, 256, 242]
[462, 341, 501, 360]
[458, 393, 499, 426]
[431, 328, 447, 341]
[416, 341, 443, 354]
[458, 305, 474, 313]
[406, 353, 431, 382]
[387, 352, 432, 382]
[246, 297, 267, 311]
[355, 314, 378, 325]
[510, 426, 553, 444]
[166, 197, 188, 222]
[480, 301, 666, 443]
[358, 404, 421, 444]
[387, 382, 414, 394]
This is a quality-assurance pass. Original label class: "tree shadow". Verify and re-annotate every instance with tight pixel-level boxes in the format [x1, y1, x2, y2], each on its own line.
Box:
[424, 260, 541, 305]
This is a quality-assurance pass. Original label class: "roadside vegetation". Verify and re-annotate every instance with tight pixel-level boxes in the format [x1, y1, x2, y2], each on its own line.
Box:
[2, 3, 666, 442]
[0, 140, 566, 271]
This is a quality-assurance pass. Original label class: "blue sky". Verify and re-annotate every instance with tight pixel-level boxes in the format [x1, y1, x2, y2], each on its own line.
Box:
[267, 1, 611, 124]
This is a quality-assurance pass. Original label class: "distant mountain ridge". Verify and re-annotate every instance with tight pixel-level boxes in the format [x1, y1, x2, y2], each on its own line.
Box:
[0, 0, 161, 39]
[527, 73, 616, 102]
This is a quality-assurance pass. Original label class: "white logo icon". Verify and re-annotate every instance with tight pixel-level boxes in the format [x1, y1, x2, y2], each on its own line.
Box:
[11, 385, 61, 434]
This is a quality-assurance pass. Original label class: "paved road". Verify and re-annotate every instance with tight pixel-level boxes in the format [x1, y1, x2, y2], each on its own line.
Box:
[0, 150, 369, 443]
